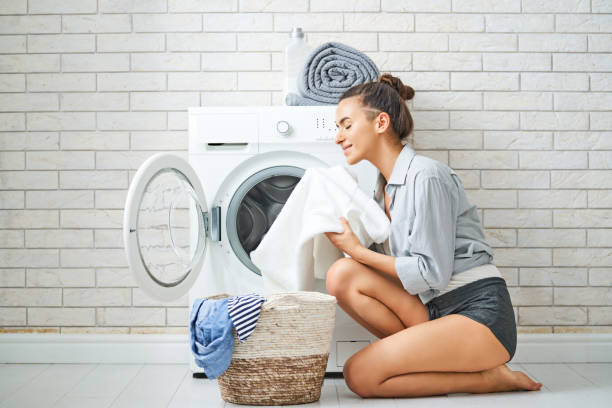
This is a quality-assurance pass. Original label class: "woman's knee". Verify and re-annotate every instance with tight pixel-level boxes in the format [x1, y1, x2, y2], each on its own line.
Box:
[343, 354, 376, 398]
[325, 257, 358, 297]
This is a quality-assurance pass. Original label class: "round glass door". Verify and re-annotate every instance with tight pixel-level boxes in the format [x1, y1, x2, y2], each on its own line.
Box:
[123, 153, 208, 302]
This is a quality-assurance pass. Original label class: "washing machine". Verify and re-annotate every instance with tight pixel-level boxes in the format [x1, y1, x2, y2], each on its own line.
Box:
[123, 105, 380, 375]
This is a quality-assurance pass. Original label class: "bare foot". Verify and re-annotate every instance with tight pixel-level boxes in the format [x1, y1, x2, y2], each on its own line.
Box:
[481, 364, 543, 393]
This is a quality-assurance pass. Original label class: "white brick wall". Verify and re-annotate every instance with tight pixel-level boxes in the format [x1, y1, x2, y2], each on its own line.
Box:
[0, 0, 611, 334]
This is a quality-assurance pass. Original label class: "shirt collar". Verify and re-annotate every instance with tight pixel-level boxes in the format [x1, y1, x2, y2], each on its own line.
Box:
[374, 143, 416, 199]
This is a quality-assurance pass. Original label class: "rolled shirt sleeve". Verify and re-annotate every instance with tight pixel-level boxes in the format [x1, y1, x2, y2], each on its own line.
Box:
[395, 175, 458, 295]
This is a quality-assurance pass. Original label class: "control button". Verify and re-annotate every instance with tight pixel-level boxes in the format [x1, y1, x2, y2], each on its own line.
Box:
[276, 120, 291, 137]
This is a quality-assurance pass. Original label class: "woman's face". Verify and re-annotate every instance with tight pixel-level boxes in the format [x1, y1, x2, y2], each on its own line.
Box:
[334, 97, 381, 165]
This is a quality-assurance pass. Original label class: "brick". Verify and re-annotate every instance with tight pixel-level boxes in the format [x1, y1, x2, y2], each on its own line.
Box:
[590, 268, 612, 286]
[133, 288, 187, 307]
[485, 229, 517, 247]
[167, 33, 236, 51]
[62, 14, 131, 33]
[27, 73, 95, 92]
[0, 230, 23, 248]
[26, 151, 94, 170]
[555, 92, 612, 111]
[64, 288, 131, 307]
[0, 36, 25, 53]
[413, 92, 481, 110]
[483, 53, 550, 71]
[0, 132, 58, 151]
[589, 34, 612, 52]
[28, 307, 95, 326]
[519, 151, 587, 169]
[411, 111, 449, 130]
[556, 288, 612, 306]
[484, 209, 551, 227]
[169, 72, 235, 90]
[96, 151, 165, 169]
[416, 14, 483, 32]
[95, 229, 123, 248]
[591, 74, 612, 91]
[381, 0, 450, 12]
[592, 112, 612, 131]
[592, 0, 612, 12]
[520, 112, 588, 131]
[518, 229, 585, 247]
[466, 189, 517, 208]
[60, 93, 128, 112]
[0, 288, 60, 306]
[95, 190, 127, 209]
[0, 16, 60, 34]
[552, 171, 612, 188]
[412, 130, 481, 150]
[450, 33, 516, 51]
[0, 191, 24, 209]
[170, 0, 237, 13]
[519, 307, 586, 325]
[100, 0, 166, 13]
[0, 94, 57, 112]
[273, 13, 340, 33]
[0, 152, 24, 170]
[493, 248, 552, 267]
[588, 190, 612, 208]
[519, 190, 586, 208]
[96, 268, 135, 287]
[554, 209, 612, 228]
[0, 249, 58, 267]
[304, 34, 377, 52]
[554, 54, 612, 72]
[413, 52, 481, 71]
[29, 0, 96, 13]
[97, 112, 166, 130]
[589, 229, 612, 247]
[59, 171, 126, 189]
[98, 73, 166, 91]
[0, 74, 24, 93]
[484, 92, 551, 111]
[453, 0, 520, 12]
[28, 34, 95, 53]
[27, 269, 94, 288]
[485, 14, 553, 32]
[0, 113, 24, 131]
[133, 14, 202, 32]
[25, 230, 93, 248]
[554, 248, 612, 266]
[590, 308, 612, 324]
[345, 13, 413, 32]
[27, 190, 94, 209]
[520, 268, 587, 286]
[451, 111, 519, 130]
[27, 112, 96, 131]
[98, 34, 164, 52]
[131, 92, 199, 111]
[590, 151, 612, 169]
[519, 34, 586, 52]
[451, 72, 518, 91]
[97, 307, 164, 326]
[482, 170, 549, 189]
[484, 131, 552, 150]
[508, 287, 552, 306]
[310, 0, 377, 12]
[61, 131, 128, 150]
[521, 73, 588, 91]
[0, 55, 59, 73]
[450, 151, 517, 169]
[556, 14, 612, 32]
[130, 131, 188, 150]
[555, 132, 612, 150]
[522, 0, 589, 13]
[61, 248, 127, 268]
[132, 53, 200, 71]
[62, 54, 129, 72]
[0, 171, 57, 189]
[0, 0, 26, 14]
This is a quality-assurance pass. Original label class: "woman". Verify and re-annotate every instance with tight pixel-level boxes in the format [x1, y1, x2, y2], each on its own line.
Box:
[324, 73, 542, 398]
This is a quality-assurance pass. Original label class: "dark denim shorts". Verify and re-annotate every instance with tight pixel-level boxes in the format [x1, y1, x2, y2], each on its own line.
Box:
[426, 276, 517, 361]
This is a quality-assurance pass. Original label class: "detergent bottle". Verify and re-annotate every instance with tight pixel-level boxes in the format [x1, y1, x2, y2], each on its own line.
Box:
[283, 27, 312, 105]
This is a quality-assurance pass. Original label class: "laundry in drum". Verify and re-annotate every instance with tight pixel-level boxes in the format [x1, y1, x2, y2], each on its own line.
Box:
[189, 293, 265, 379]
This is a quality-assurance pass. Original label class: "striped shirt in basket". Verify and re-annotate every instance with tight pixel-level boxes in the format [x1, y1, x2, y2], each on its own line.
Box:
[227, 293, 265, 343]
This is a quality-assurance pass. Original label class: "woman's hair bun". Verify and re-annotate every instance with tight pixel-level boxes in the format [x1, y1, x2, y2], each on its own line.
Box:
[377, 73, 415, 101]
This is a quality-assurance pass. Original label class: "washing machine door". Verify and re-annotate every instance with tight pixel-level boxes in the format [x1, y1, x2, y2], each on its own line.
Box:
[123, 153, 208, 302]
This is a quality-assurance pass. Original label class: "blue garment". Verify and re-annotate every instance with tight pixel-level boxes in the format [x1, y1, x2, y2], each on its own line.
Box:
[227, 294, 265, 343]
[189, 294, 266, 379]
[189, 297, 234, 379]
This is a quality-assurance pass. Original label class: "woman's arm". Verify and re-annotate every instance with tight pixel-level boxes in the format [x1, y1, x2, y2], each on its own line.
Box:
[351, 245, 398, 282]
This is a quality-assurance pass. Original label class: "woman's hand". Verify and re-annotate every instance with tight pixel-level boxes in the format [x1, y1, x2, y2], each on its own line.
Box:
[324, 216, 363, 257]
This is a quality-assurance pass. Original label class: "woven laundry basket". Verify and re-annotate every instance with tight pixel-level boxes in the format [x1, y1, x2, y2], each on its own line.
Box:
[209, 291, 336, 406]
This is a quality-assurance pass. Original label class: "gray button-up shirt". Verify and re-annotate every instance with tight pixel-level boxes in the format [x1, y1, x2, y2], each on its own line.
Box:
[370, 144, 494, 305]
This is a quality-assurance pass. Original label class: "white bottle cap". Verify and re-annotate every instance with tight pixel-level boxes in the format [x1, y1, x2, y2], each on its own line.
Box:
[290, 27, 304, 38]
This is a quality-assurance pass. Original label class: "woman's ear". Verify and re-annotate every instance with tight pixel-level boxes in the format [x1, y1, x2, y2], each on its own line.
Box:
[375, 111, 391, 134]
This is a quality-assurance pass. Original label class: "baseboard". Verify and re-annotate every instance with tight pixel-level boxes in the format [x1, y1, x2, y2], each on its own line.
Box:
[0, 333, 611, 364]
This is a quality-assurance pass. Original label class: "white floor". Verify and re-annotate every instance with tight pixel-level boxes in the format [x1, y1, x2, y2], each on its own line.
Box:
[0, 363, 611, 407]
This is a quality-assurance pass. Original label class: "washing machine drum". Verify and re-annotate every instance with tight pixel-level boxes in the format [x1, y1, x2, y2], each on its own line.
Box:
[226, 166, 305, 275]
[236, 174, 299, 253]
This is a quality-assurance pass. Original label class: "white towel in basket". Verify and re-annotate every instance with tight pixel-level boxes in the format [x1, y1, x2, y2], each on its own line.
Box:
[250, 165, 390, 293]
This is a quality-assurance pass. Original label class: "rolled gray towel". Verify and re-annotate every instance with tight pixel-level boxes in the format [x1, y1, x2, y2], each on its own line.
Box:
[285, 41, 380, 106]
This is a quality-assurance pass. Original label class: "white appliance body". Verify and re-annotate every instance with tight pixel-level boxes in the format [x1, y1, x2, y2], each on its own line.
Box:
[123, 105, 380, 375]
